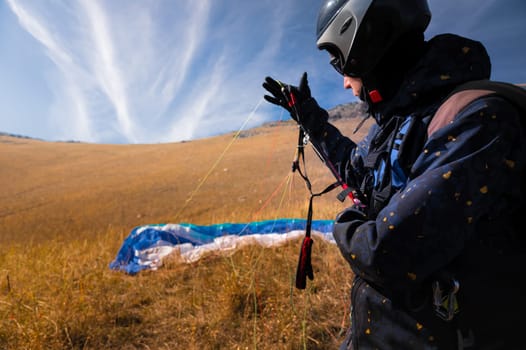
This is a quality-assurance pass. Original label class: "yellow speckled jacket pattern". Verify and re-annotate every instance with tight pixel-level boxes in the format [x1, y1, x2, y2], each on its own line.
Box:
[323, 34, 526, 349]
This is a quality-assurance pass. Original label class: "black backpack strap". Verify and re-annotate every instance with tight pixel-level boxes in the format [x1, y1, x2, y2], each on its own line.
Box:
[428, 81, 526, 334]
[449, 80, 526, 113]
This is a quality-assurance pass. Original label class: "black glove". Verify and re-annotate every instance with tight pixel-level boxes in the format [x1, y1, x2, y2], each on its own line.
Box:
[263, 72, 328, 138]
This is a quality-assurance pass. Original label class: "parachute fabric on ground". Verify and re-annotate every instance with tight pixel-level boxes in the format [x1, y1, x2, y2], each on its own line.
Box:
[109, 219, 334, 275]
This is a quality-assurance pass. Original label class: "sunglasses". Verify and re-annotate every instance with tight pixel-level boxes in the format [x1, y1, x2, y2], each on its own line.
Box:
[329, 54, 360, 77]
[329, 55, 345, 76]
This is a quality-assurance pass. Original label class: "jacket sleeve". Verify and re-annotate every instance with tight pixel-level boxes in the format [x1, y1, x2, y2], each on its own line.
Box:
[317, 122, 377, 189]
[333, 96, 525, 293]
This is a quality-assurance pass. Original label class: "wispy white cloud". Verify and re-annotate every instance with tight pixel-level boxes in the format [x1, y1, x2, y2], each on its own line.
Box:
[5, 0, 243, 143]
[79, 0, 137, 142]
[158, 2, 213, 111]
[5, 0, 73, 66]
[5, 0, 98, 141]
[13, 0, 523, 143]
[4, 0, 331, 143]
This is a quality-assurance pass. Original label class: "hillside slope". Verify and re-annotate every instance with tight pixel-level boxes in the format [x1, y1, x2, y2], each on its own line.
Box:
[1, 106, 371, 244]
[0, 105, 372, 349]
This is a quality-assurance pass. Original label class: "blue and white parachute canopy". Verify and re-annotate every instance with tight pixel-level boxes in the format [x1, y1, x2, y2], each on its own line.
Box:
[109, 219, 334, 275]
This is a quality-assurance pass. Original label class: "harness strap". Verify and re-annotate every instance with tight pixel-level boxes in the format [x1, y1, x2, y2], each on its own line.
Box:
[293, 127, 340, 289]
[295, 181, 340, 289]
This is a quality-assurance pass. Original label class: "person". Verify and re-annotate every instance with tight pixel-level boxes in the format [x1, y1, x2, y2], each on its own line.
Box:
[262, 0, 526, 349]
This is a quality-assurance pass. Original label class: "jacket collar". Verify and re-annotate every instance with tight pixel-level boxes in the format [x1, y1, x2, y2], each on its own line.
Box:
[366, 34, 491, 124]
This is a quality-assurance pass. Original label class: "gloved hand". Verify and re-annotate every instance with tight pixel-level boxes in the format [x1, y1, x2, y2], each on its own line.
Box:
[263, 72, 329, 138]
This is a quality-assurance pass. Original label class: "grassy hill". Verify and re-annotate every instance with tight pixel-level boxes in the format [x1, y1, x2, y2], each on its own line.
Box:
[0, 109, 372, 349]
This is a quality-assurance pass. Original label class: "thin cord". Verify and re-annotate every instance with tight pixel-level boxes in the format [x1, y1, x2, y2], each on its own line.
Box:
[252, 172, 293, 219]
[174, 98, 265, 222]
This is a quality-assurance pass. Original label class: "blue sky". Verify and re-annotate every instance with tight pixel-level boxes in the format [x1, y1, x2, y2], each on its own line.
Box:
[1, 0, 525, 144]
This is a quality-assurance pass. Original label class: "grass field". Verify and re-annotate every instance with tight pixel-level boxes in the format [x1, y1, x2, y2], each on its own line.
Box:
[0, 116, 371, 349]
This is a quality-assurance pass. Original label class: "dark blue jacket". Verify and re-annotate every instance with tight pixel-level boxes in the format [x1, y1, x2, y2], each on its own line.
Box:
[323, 34, 526, 349]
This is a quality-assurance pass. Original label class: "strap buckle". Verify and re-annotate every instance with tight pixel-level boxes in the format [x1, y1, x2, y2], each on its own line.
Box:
[337, 187, 353, 202]
[432, 278, 460, 321]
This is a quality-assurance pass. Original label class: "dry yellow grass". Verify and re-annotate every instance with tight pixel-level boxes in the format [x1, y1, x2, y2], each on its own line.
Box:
[0, 116, 372, 349]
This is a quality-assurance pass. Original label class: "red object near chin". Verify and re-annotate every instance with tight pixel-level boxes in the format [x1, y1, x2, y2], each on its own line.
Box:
[369, 89, 383, 103]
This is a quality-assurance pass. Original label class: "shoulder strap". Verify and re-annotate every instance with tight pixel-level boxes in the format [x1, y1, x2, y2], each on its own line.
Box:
[429, 80, 526, 138]
[449, 80, 526, 114]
